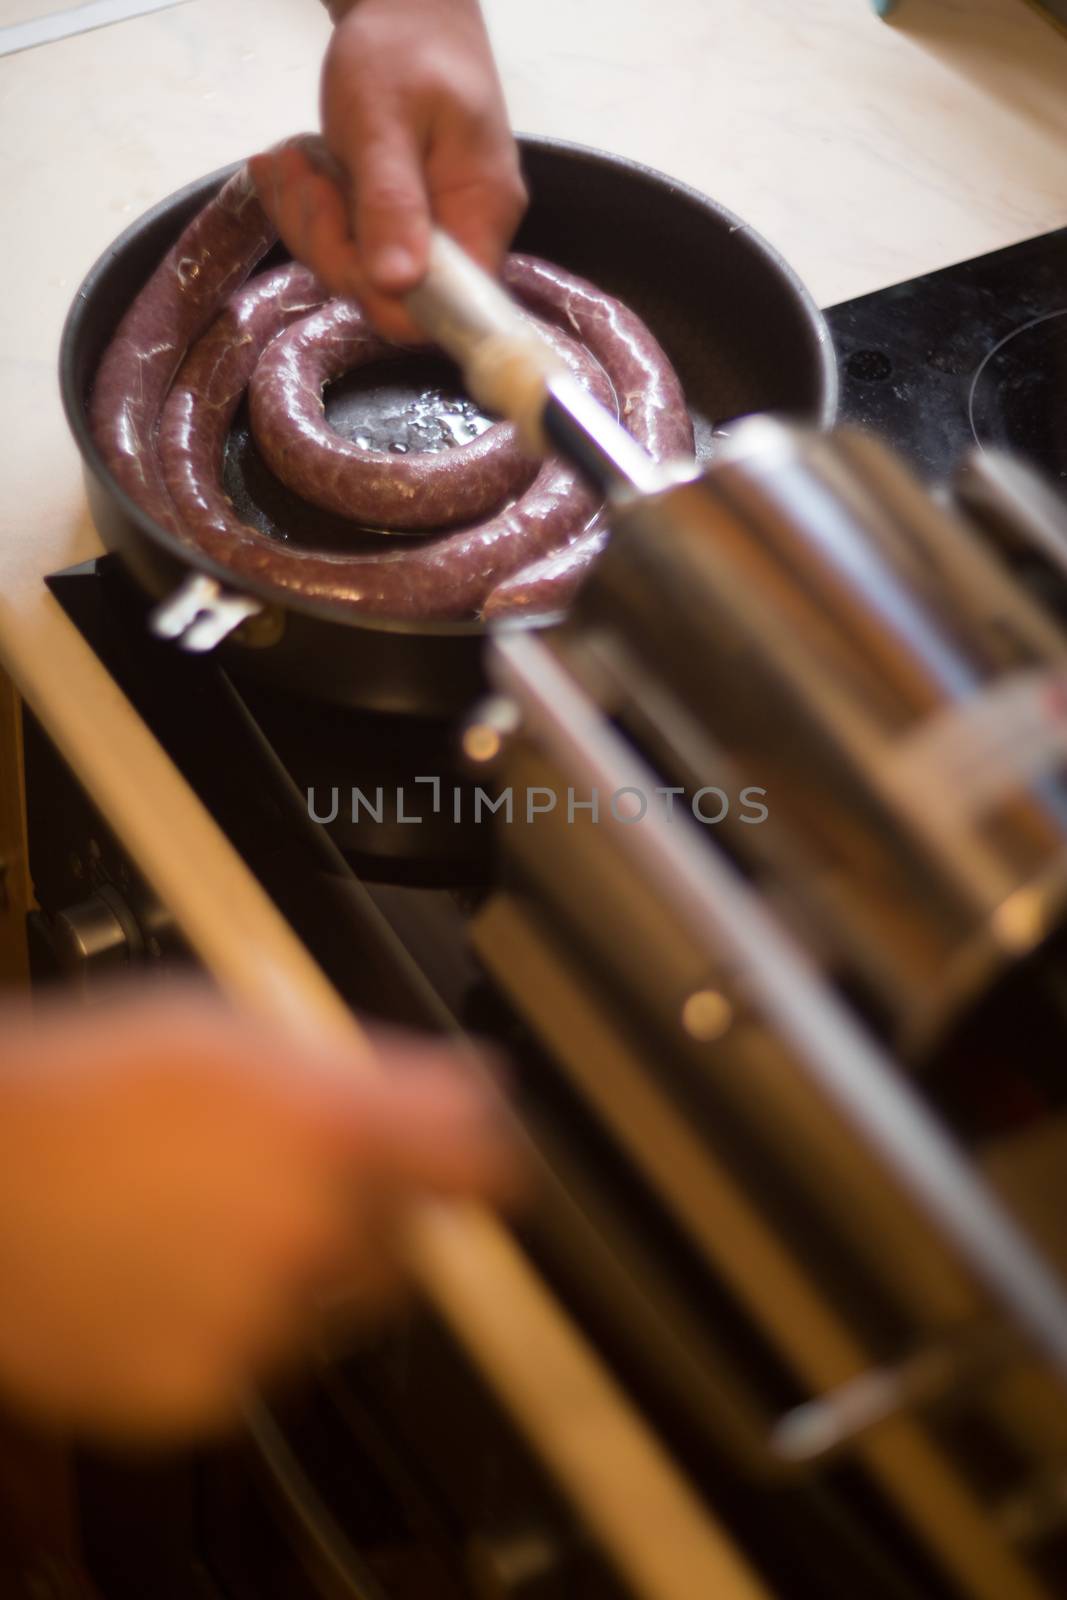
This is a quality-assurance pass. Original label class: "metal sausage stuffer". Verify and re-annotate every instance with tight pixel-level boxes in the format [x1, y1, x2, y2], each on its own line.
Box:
[455, 406, 1067, 1600]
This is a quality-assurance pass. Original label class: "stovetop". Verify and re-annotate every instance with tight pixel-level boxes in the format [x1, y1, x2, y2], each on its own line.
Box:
[824, 222, 1067, 486]
[40, 555, 494, 1037]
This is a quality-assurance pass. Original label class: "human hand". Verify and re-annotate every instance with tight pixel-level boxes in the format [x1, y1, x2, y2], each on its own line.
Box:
[0, 986, 517, 1440]
[251, 0, 526, 341]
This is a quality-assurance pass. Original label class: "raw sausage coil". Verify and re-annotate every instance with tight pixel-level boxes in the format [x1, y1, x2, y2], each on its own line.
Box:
[248, 302, 538, 531]
[91, 148, 694, 621]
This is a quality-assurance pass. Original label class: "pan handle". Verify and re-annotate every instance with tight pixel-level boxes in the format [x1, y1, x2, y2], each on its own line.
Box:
[149, 572, 263, 653]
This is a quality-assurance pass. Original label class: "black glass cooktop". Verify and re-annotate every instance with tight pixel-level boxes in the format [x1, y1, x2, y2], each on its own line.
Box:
[825, 224, 1067, 488]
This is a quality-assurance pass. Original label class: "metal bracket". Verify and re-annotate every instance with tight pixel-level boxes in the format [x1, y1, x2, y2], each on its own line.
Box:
[149, 573, 263, 653]
[770, 1322, 1018, 1465]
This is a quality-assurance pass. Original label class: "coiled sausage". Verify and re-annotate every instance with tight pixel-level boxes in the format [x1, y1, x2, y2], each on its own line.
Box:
[91, 149, 694, 621]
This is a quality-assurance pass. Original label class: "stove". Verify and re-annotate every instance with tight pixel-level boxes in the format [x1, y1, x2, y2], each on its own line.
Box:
[31, 225, 1067, 1600]
[825, 223, 1067, 486]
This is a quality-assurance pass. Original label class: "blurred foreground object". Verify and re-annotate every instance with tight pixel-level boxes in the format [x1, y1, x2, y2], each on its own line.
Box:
[0, 984, 517, 1441]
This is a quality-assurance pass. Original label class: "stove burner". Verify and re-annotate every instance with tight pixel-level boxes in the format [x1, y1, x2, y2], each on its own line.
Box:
[969, 309, 1067, 482]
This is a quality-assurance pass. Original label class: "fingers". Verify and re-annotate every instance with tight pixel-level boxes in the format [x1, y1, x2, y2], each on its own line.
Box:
[428, 135, 528, 277]
[15, 982, 522, 1214]
[335, 126, 526, 343]
[341, 121, 527, 342]
[342, 125, 435, 341]
[249, 145, 358, 299]
[250, 119, 526, 343]
[346, 1059, 522, 1203]
[286, 1027, 522, 1204]
[0, 984, 523, 1443]
[251, 139, 427, 343]
[300, 166, 360, 291]
[249, 145, 307, 258]
[348, 128, 431, 295]
[205, 1012, 524, 1211]
[226, 1038, 523, 1386]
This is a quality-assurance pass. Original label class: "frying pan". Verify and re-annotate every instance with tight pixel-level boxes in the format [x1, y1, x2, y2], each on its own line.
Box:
[59, 136, 837, 716]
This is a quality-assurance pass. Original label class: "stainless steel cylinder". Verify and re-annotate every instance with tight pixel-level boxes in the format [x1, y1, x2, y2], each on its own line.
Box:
[582, 419, 1067, 1058]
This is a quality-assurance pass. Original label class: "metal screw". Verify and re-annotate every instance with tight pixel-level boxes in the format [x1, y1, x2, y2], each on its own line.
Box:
[464, 724, 503, 764]
[463, 696, 521, 765]
[681, 988, 733, 1042]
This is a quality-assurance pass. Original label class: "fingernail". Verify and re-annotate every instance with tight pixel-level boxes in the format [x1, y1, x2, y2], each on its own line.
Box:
[370, 246, 419, 291]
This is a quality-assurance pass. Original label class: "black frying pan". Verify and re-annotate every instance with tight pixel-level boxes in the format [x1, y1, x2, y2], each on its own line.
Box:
[60, 136, 837, 716]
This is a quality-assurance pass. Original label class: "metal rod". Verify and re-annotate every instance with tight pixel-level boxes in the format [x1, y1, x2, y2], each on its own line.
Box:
[544, 372, 670, 498]
[407, 230, 677, 496]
